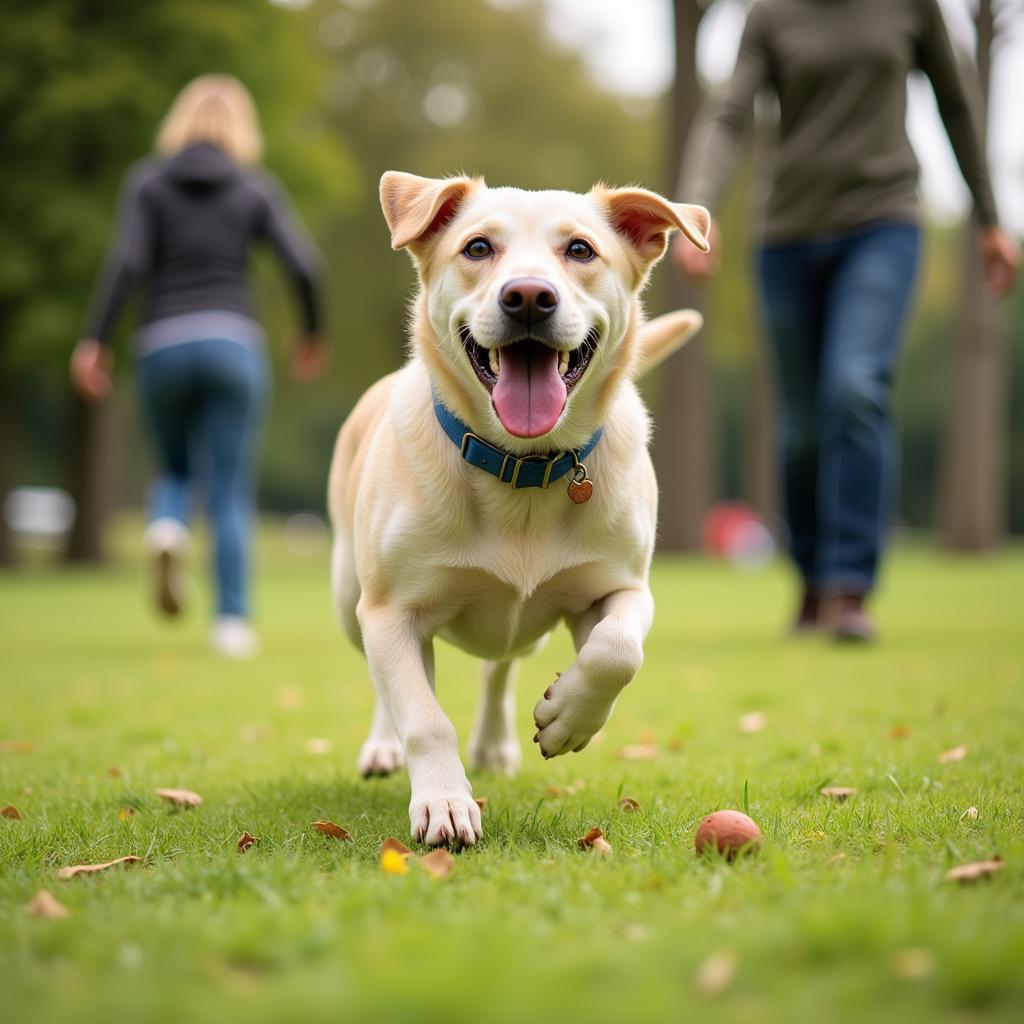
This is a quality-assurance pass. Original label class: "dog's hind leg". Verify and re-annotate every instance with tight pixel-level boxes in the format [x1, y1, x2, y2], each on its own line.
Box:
[467, 659, 521, 776]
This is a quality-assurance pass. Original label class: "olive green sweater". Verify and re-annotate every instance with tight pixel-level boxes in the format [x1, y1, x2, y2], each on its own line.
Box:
[682, 0, 998, 242]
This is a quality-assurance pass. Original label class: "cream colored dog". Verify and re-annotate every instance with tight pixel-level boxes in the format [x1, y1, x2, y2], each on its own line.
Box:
[328, 171, 709, 847]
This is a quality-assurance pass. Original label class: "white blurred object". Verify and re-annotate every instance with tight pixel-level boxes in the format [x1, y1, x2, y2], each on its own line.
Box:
[282, 512, 329, 556]
[209, 616, 261, 659]
[729, 517, 776, 571]
[3, 487, 76, 542]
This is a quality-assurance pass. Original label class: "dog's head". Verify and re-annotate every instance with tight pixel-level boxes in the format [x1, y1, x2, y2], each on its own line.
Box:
[381, 171, 709, 451]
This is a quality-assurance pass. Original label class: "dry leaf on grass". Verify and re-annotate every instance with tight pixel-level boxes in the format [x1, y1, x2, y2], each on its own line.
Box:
[474, 798, 487, 811]
[1, 805, 22, 820]
[944, 857, 1003, 883]
[381, 837, 412, 857]
[58, 855, 141, 880]
[737, 711, 767, 734]
[277, 686, 303, 710]
[418, 849, 455, 879]
[891, 947, 935, 980]
[889, 724, 912, 739]
[155, 787, 202, 808]
[616, 744, 659, 761]
[545, 786, 564, 797]
[577, 827, 613, 856]
[305, 738, 332, 756]
[619, 797, 641, 813]
[820, 787, 857, 802]
[938, 744, 968, 764]
[27, 890, 70, 919]
[0, 740, 33, 753]
[237, 831, 257, 853]
[695, 949, 737, 996]
[312, 820, 351, 840]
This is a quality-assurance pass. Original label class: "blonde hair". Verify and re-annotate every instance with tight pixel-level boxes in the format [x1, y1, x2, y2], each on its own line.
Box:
[156, 74, 263, 166]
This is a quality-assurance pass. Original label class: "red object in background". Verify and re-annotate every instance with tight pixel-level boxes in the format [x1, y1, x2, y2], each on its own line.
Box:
[701, 501, 776, 569]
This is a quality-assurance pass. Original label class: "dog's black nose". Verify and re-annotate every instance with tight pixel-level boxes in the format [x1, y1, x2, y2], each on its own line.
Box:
[499, 278, 559, 328]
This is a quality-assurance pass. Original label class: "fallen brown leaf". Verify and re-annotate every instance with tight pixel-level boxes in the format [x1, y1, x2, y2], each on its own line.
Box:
[578, 827, 613, 855]
[312, 820, 351, 840]
[667, 737, 687, 753]
[619, 797, 641, 813]
[1, 805, 22, 820]
[474, 798, 487, 811]
[58, 855, 141, 880]
[938, 744, 968, 764]
[737, 711, 767, 734]
[944, 857, 1003, 883]
[0, 740, 33, 753]
[418, 849, 455, 879]
[889, 724, 911, 739]
[544, 786, 564, 797]
[27, 890, 70, 919]
[616, 744, 659, 761]
[819, 787, 857, 802]
[380, 837, 412, 857]
[305, 738, 332, 755]
[237, 831, 257, 853]
[106, 766, 123, 778]
[891, 947, 935, 980]
[155, 787, 202, 808]
[695, 949, 737, 996]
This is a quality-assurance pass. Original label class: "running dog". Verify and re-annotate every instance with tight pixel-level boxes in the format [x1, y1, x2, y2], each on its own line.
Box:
[328, 171, 709, 846]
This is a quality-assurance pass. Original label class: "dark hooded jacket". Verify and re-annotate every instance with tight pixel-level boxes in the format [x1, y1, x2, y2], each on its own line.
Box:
[86, 142, 322, 343]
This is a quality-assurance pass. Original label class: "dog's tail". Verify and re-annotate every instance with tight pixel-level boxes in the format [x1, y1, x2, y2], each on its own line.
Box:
[636, 309, 704, 377]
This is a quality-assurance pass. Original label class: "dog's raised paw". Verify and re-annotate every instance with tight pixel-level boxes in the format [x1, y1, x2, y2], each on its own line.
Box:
[410, 794, 483, 848]
[532, 666, 614, 759]
[358, 737, 405, 778]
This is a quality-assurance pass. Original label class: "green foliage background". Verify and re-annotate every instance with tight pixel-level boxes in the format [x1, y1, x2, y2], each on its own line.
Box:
[3, 0, 1022, 530]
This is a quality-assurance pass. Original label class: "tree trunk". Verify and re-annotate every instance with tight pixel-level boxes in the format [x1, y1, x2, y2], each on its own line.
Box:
[652, 0, 717, 552]
[64, 393, 119, 563]
[0, 371, 14, 566]
[937, 0, 1005, 550]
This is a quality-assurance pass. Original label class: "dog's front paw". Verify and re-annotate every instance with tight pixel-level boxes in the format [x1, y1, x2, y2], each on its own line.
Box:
[532, 666, 615, 759]
[410, 792, 483, 848]
[358, 736, 405, 777]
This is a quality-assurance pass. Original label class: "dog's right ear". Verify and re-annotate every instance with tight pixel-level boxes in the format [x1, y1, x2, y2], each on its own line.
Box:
[380, 171, 477, 251]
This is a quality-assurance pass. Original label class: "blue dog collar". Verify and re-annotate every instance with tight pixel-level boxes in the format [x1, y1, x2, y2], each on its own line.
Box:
[433, 394, 602, 491]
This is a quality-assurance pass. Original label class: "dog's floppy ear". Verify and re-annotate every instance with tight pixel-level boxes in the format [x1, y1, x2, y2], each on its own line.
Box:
[600, 186, 710, 264]
[380, 171, 478, 251]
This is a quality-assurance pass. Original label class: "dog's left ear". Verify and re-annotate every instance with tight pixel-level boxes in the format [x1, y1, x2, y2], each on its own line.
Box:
[600, 186, 710, 264]
[380, 171, 478, 251]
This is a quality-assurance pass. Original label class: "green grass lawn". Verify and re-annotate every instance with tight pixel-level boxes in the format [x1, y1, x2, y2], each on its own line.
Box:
[1, 522, 1022, 1024]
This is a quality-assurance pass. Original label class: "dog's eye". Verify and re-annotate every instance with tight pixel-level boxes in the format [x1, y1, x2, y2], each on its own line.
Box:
[463, 237, 493, 260]
[566, 239, 596, 262]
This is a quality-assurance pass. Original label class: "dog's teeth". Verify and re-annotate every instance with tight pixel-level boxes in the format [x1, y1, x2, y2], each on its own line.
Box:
[558, 351, 570, 376]
[489, 348, 500, 376]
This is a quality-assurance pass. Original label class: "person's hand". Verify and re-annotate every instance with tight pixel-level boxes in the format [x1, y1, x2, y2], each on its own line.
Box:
[671, 219, 721, 282]
[979, 225, 1020, 299]
[290, 334, 331, 383]
[70, 338, 113, 402]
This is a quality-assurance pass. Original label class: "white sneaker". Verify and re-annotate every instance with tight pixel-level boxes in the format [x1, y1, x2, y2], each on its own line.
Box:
[144, 518, 190, 617]
[209, 616, 261, 659]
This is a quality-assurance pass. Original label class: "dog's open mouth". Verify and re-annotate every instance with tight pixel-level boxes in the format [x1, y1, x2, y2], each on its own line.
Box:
[461, 327, 599, 438]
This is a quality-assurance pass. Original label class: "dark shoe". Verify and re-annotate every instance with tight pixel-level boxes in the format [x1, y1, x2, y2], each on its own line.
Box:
[789, 589, 822, 636]
[827, 593, 877, 644]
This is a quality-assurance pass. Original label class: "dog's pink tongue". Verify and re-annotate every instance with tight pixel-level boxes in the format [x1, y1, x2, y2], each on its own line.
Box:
[492, 344, 567, 438]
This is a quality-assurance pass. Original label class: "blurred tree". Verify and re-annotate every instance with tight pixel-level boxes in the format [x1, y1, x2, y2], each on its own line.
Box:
[651, 0, 717, 552]
[937, 0, 1011, 549]
[0, 0, 350, 561]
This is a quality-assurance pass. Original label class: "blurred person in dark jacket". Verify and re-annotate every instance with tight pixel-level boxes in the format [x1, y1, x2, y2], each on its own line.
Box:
[675, 0, 1019, 641]
[72, 74, 328, 657]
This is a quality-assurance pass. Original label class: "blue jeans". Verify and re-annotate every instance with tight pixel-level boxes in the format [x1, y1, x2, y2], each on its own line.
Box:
[757, 221, 921, 594]
[137, 337, 268, 617]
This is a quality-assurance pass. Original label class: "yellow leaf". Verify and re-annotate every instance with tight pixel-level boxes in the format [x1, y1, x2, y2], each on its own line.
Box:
[381, 849, 410, 875]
